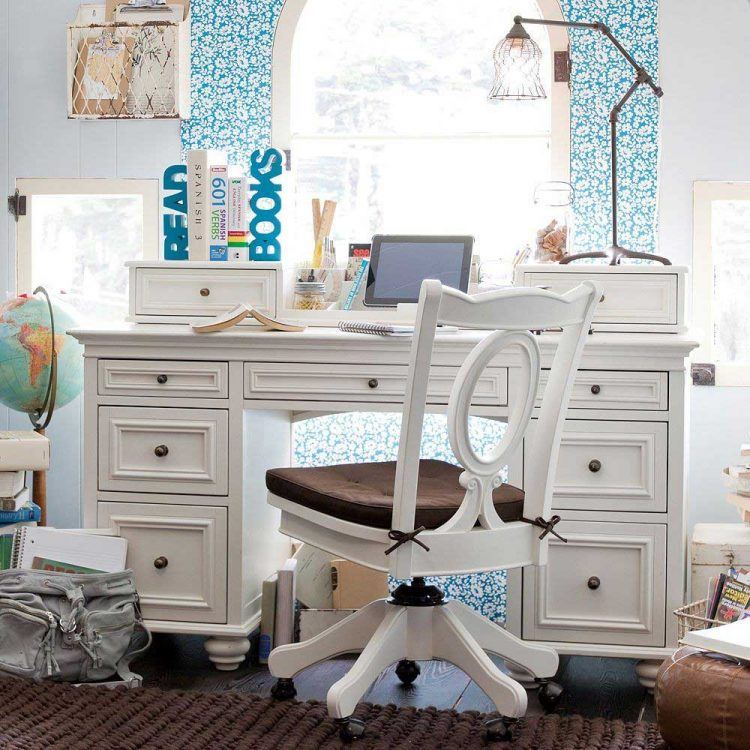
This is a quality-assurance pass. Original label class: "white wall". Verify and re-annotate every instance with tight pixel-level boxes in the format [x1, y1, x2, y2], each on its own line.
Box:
[0, 0, 181, 527]
[659, 0, 750, 532]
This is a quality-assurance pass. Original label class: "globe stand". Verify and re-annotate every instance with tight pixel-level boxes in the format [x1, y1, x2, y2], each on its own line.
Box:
[29, 287, 58, 527]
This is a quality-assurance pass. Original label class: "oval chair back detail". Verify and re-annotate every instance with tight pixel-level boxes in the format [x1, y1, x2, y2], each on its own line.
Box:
[265, 279, 600, 736]
[388, 280, 600, 579]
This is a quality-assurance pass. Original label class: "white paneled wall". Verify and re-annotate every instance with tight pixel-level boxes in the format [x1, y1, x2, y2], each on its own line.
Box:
[0, 0, 181, 526]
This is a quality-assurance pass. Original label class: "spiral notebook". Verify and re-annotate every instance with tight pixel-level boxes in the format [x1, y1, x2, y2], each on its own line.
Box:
[10, 527, 128, 574]
[338, 321, 415, 337]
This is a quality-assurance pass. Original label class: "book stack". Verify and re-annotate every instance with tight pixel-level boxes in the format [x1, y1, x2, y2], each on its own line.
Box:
[0, 431, 49, 567]
[725, 442, 750, 523]
[178, 150, 257, 262]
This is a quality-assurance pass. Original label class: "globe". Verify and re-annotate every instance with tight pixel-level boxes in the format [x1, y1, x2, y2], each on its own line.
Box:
[0, 294, 84, 417]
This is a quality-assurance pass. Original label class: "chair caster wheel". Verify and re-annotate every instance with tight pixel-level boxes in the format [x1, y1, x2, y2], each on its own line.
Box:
[537, 679, 563, 712]
[395, 659, 421, 685]
[336, 717, 365, 742]
[270, 677, 297, 701]
[484, 717, 516, 743]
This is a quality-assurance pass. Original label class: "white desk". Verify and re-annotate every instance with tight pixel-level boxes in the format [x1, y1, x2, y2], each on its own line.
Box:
[71, 325, 697, 682]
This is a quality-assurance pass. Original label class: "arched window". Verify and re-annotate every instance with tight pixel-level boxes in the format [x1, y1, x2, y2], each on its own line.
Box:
[273, 0, 569, 276]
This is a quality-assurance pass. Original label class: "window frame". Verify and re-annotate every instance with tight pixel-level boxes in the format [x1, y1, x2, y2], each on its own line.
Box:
[14, 177, 159, 296]
[693, 180, 750, 386]
[270, 0, 571, 183]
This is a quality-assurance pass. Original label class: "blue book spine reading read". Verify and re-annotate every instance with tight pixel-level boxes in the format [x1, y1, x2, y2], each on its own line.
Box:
[0, 503, 41, 525]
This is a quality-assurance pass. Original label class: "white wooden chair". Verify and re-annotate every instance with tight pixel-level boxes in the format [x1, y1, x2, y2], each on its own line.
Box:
[265, 279, 600, 741]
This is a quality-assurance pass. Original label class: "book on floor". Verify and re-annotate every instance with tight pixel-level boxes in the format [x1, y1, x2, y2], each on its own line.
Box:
[0, 470, 25, 499]
[190, 303, 306, 333]
[10, 527, 128, 574]
[258, 573, 278, 665]
[274, 558, 298, 649]
[0, 432, 50, 471]
[0, 501, 41, 525]
[0, 485, 30, 513]
[0, 521, 37, 570]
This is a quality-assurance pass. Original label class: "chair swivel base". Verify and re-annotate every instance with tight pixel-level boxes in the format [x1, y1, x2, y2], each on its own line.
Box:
[268, 584, 560, 741]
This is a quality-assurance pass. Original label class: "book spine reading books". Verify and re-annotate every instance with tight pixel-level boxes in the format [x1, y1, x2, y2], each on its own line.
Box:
[187, 150, 227, 261]
[274, 559, 298, 649]
[258, 573, 278, 664]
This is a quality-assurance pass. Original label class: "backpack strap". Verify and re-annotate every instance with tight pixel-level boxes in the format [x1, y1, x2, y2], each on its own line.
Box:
[115, 619, 152, 688]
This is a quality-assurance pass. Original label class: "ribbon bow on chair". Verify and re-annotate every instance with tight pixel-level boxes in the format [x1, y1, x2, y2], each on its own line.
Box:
[522, 515, 568, 543]
[385, 526, 431, 556]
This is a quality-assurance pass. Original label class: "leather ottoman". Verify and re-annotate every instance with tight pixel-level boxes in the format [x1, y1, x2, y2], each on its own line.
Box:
[656, 647, 749, 750]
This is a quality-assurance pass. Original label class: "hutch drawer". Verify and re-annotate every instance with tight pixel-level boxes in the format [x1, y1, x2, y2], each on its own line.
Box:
[98, 360, 228, 399]
[98, 406, 229, 496]
[523, 520, 667, 647]
[99, 502, 228, 624]
[129, 262, 280, 322]
[537, 370, 668, 411]
[244, 362, 509, 405]
[527, 420, 668, 513]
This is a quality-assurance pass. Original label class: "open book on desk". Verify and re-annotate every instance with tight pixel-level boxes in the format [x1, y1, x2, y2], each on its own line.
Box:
[191, 304, 306, 334]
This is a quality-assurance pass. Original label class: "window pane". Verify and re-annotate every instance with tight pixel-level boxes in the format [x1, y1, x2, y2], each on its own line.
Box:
[290, 0, 553, 270]
[30, 194, 143, 324]
[292, 0, 550, 138]
[712, 200, 750, 363]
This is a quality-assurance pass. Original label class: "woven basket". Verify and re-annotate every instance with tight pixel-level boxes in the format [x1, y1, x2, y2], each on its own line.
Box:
[674, 598, 724, 639]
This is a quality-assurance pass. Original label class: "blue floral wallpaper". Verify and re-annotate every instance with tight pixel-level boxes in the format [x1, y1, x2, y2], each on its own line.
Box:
[182, 0, 660, 254]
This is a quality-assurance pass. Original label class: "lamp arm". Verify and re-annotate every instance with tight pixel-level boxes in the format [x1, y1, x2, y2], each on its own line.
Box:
[514, 16, 663, 99]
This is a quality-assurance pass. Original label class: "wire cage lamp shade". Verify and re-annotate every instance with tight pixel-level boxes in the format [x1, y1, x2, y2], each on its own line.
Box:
[489, 22, 546, 101]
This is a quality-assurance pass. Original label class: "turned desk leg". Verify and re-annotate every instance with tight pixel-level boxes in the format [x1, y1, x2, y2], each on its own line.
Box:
[635, 659, 662, 692]
[205, 636, 251, 671]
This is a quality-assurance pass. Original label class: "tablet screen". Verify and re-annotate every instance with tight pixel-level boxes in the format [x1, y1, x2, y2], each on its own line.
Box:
[366, 237, 472, 306]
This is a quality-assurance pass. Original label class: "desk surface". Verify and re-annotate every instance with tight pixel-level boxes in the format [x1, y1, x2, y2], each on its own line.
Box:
[71, 325, 699, 370]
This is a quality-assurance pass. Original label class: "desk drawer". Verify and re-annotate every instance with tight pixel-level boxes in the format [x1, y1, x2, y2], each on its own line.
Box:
[521, 271, 678, 326]
[98, 407, 228, 495]
[99, 502, 227, 624]
[133, 266, 276, 320]
[244, 363, 508, 405]
[526, 420, 667, 512]
[98, 360, 228, 399]
[523, 521, 666, 646]
[537, 371, 668, 411]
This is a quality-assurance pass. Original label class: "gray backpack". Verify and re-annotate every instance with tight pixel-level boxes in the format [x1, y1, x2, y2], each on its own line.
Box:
[0, 568, 151, 686]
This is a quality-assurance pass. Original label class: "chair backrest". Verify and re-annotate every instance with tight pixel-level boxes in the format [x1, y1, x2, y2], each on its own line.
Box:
[389, 279, 600, 573]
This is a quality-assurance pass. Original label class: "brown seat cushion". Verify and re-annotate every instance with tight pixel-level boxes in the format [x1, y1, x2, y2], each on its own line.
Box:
[656, 646, 750, 750]
[266, 459, 524, 529]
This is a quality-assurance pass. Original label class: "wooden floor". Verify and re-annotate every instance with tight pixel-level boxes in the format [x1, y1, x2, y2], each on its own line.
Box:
[138, 634, 656, 723]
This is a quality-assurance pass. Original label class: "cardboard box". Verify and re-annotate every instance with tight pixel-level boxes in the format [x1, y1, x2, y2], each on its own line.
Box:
[331, 559, 389, 609]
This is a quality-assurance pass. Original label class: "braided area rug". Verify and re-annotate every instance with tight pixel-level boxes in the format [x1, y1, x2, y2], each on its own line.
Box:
[0, 677, 665, 749]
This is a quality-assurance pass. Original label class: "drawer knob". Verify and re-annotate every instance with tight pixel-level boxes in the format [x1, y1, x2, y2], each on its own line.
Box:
[154, 444, 169, 458]
[588, 459, 602, 473]
[200, 287, 211, 297]
[154, 556, 169, 570]
[590, 384, 601, 395]
[156, 374, 168, 384]
[368, 378, 379, 389]
[587, 576, 601, 590]
[600, 294, 605, 303]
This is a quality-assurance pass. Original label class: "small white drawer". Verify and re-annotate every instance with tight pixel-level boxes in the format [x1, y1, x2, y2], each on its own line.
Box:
[523, 521, 666, 646]
[98, 406, 228, 495]
[244, 362, 508, 405]
[98, 502, 227, 624]
[98, 360, 228, 399]
[129, 262, 280, 323]
[526, 419, 667, 512]
[514, 265, 686, 331]
[537, 371, 668, 411]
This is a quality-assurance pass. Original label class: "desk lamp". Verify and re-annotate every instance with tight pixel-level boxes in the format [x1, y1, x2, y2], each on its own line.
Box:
[490, 16, 670, 265]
